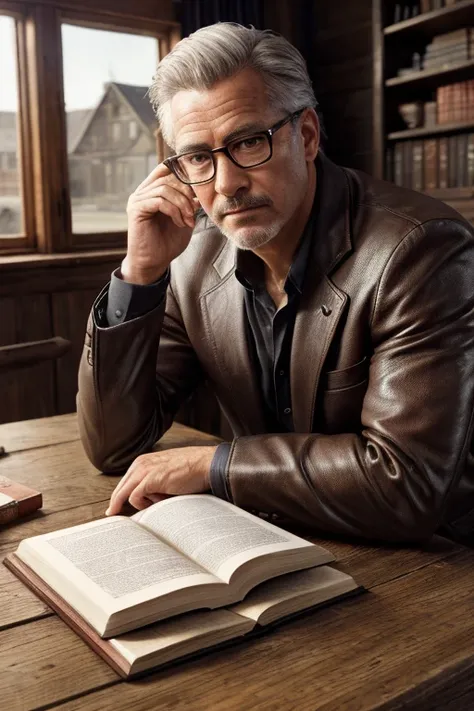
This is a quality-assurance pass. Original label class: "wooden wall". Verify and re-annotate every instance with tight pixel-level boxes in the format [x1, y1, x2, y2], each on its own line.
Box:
[265, 0, 375, 174]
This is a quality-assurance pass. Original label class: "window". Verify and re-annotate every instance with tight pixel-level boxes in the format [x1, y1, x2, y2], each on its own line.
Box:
[129, 121, 138, 140]
[0, 3, 176, 254]
[61, 22, 160, 236]
[0, 14, 24, 239]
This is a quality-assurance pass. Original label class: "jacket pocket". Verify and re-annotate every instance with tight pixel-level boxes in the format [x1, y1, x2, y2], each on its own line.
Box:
[316, 357, 369, 434]
[321, 356, 369, 391]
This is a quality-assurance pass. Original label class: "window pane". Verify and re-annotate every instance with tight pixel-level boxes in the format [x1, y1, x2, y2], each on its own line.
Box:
[62, 24, 159, 234]
[0, 15, 24, 236]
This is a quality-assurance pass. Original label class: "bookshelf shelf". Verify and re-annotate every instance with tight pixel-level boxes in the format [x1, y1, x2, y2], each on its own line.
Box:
[386, 60, 474, 91]
[388, 121, 474, 141]
[373, 1, 474, 224]
[384, 0, 474, 39]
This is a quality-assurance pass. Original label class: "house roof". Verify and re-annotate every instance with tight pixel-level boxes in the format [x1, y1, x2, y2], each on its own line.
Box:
[66, 109, 94, 152]
[69, 82, 158, 154]
[114, 83, 157, 130]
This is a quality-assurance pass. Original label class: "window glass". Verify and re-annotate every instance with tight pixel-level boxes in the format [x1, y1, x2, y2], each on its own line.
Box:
[0, 15, 24, 236]
[62, 24, 159, 234]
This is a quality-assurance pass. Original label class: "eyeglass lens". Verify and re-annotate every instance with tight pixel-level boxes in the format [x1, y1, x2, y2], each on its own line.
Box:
[175, 133, 271, 183]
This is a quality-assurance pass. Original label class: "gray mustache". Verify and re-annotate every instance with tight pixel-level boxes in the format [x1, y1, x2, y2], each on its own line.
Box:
[216, 195, 272, 218]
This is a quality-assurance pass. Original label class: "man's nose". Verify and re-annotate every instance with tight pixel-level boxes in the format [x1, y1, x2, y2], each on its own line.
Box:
[213, 153, 250, 196]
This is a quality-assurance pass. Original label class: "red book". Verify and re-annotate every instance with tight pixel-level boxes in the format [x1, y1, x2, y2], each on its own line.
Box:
[0, 476, 42, 524]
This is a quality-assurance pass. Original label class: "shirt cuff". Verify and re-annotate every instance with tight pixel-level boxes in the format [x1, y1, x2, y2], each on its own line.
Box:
[209, 442, 232, 501]
[104, 267, 170, 326]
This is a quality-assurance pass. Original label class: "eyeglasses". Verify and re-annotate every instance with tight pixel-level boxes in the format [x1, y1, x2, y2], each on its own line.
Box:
[164, 109, 305, 185]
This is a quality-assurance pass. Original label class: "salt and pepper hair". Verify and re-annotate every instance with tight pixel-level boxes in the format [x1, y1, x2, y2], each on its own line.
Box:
[149, 22, 324, 148]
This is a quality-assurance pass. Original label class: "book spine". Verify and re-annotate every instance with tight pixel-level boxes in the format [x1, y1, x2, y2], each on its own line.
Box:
[424, 139, 438, 190]
[467, 134, 474, 187]
[420, 0, 430, 11]
[448, 135, 458, 188]
[403, 141, 413, 189]
[394, 143, 404, 186]
[456, 134, 468, 187]
[412, 140, 424, 192]
[385, 147, 394, 182]
[438, 137, 449, 189]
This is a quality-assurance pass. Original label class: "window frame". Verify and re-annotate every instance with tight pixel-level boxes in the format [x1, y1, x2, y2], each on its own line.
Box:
[0, 3, 36, 254]
[0, 1, 179, 255]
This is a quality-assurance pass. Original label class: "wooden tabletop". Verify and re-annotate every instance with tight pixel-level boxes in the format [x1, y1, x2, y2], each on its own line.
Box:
[1, 414, 473, 711]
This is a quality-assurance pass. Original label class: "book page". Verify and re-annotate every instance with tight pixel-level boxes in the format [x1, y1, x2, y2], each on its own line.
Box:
[133, 495, 319, 582]
[17, 516, 224, 633]
[230, 565, 359, 626]
[109, 609, 254, 675]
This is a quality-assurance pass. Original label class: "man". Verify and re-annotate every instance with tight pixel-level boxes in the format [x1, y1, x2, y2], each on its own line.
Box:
[77, 23, 474, 544]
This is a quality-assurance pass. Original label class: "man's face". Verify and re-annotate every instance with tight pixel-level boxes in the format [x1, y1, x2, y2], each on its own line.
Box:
[169, 68, 315, 250]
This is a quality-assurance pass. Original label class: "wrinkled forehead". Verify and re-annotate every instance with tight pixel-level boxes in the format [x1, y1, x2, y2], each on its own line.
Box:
[169, 69, 275, 151]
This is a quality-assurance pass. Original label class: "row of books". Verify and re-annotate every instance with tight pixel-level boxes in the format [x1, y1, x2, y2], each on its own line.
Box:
[437, 80, 474, 123]
[397, 27, 472, 77]
[392, 0, 461, 24]
[388, 134, 474, 191]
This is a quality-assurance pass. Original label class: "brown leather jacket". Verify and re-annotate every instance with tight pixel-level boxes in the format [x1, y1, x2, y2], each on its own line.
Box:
[77, 154, 474, 542]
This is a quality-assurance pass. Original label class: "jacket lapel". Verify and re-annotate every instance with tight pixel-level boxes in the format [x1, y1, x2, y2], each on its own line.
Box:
[201, 243, 267, 434]
[291, 155, 353, 433]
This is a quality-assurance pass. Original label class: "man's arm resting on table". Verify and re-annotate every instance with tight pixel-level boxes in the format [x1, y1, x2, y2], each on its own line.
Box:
[220, 219, 474, 542]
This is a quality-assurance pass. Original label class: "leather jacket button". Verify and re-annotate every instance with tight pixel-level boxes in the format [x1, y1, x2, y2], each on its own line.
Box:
[321, 304, 332, 316]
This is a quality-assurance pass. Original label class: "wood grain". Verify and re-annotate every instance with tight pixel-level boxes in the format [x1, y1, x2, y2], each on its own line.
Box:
[2, 550, 473, 711]
[0, 412, 79, 452]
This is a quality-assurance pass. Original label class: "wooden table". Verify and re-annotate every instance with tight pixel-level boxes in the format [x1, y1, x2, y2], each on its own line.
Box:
[1, 415, 473, 711]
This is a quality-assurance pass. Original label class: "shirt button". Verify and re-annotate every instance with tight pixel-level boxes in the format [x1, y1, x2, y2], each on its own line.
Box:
[279, 370, 285, 376]
[284, 407, 292, 415]
[115, 309, 123, 318]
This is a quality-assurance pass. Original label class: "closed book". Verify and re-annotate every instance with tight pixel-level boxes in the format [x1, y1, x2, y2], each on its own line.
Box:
[412, 140, 424, 192]
[424, 101, 437, 127]
[0, 476, 42, 525]
[456, 134, 468, 187]
[448, 135, 458, 188]
[403, 141, 413, 189]
[424, 139, 438, 190]
[438, 137, 449, 189]
[394, 143, 404, 186]
[432, 29, 469, 46]
[420, 0, 430, 11]
[467, 134, 474, 187]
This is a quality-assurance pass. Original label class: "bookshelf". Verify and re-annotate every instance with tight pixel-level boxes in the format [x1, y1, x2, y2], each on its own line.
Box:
[373, 0, 474, 223]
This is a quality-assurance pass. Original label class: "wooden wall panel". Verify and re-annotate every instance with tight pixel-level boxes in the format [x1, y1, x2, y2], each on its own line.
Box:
[0, 294, 55, 423]
[52, 289, 100, 414]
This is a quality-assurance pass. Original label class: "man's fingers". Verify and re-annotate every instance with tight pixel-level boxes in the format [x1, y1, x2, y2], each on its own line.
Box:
[106, 471, 143, 516]
[133, 184, 195, 225]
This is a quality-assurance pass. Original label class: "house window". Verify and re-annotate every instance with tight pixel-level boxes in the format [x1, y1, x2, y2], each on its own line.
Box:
[112, 122, 121, 142]
[129, 121, 138, 140]
[0, 14, 24, 239]
[62, 22, 159, 235]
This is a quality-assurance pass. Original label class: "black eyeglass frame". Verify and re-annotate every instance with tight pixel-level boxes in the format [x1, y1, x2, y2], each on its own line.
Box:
[163, 108, 306, 185]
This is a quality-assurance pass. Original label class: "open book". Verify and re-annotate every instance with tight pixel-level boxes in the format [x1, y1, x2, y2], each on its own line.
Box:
[6, 553, 360, 678]
[7, 495, 340, 637]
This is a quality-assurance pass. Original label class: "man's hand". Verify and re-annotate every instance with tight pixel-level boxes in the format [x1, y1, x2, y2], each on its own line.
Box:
[105, 446, 218, 516]
[122, 163, 200, 285]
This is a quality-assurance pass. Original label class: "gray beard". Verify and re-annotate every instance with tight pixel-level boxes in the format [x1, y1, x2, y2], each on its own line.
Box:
[216, 217, 285, 250]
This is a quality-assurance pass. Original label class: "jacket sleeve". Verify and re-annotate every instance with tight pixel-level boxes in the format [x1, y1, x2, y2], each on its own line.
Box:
[77, 280, 204, 472]
[225, 219, 474, 542]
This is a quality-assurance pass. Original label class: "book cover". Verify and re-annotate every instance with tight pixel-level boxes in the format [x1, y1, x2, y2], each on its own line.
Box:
[0, 476, 42, 525]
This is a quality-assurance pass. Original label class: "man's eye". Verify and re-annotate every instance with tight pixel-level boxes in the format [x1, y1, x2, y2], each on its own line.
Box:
[189, 153, 211, 165]
[235, 136, 264, 150]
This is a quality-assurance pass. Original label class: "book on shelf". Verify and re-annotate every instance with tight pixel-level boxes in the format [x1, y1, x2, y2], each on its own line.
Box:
[4, 494, 361, 676]
[389, 133, 474, 191]
[0, 476, 42, 525]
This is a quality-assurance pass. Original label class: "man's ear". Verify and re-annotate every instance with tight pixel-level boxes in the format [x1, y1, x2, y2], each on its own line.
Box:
[300, 108, 320, 161]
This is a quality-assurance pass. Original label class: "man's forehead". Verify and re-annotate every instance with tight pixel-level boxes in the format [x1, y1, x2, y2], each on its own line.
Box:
[170, 70, 273, 148]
